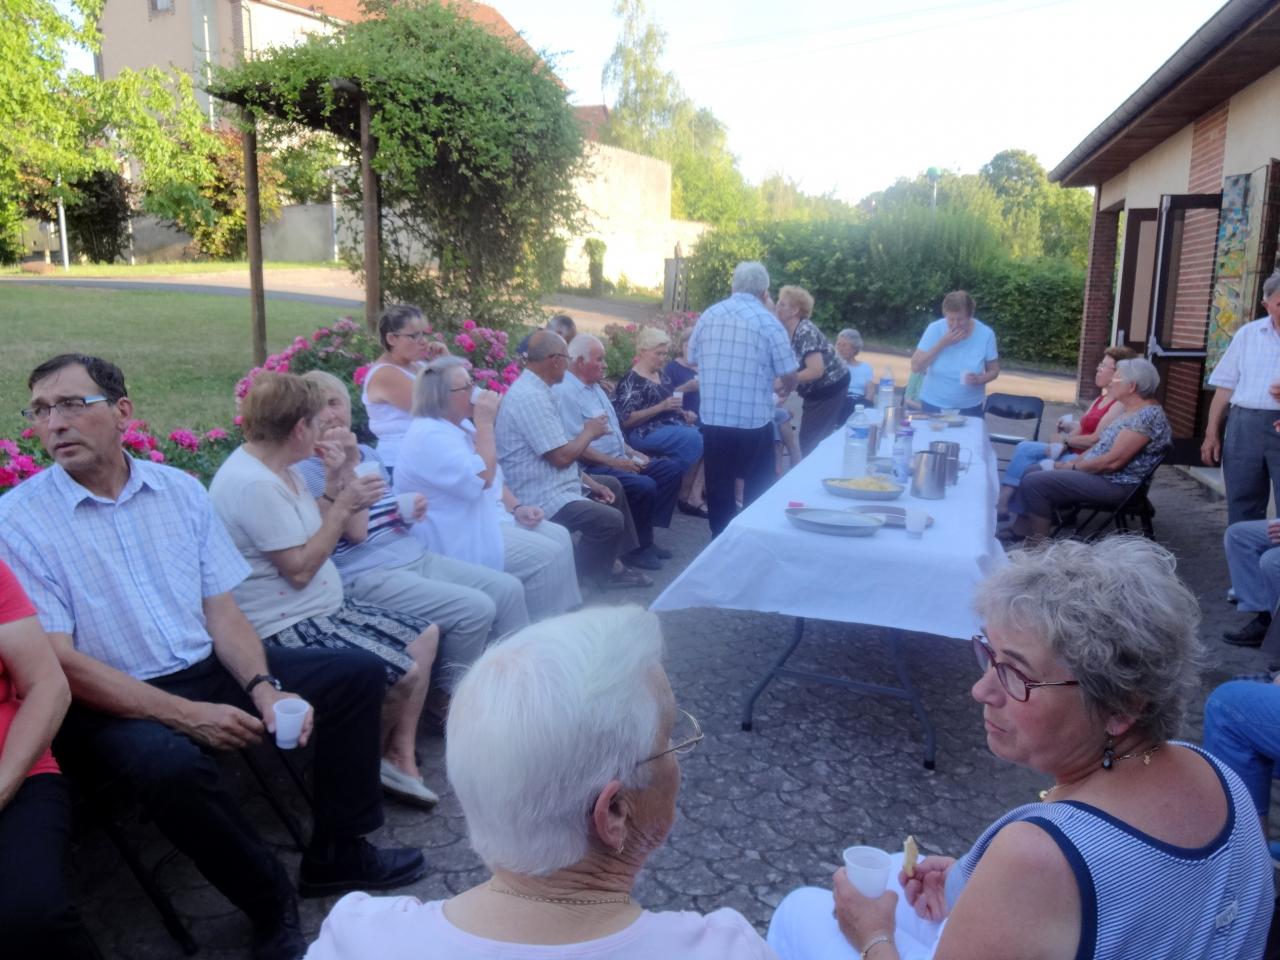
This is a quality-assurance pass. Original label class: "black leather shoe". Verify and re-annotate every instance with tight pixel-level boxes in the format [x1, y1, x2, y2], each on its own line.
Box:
[1223, 613, 1270, 648]
[298, 839, 427, 898]
[623, 547, 663, 570]
[650, 543, 673, 560]
[252, 903, 305, 960]
[677, 500, 710, 519]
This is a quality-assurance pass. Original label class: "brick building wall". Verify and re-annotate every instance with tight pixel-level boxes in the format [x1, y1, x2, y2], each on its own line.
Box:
[1076, 197, 1121, 404]
[1164, 101, 1227, 437]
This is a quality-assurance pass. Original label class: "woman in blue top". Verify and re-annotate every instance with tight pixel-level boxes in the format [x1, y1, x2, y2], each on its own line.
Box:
[911, 290, 999, 417]
[768, 537, 1272, 960]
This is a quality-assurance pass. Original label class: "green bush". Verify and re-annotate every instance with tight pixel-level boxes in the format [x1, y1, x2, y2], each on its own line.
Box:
[584, 237, 607, 296]
[534, 237, 567, 295]
[686, 215, 1083, 367]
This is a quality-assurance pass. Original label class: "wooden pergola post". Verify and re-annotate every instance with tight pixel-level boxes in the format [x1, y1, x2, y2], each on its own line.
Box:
[359, 96, 381, 334]
[242, 109, 267, 366]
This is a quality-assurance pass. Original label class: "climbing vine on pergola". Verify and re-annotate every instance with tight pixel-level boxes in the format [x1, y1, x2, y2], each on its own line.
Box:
[210, 0, 584, 357]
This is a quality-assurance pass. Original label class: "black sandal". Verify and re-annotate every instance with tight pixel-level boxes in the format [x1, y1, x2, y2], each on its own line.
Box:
[678, 500, 710, 519]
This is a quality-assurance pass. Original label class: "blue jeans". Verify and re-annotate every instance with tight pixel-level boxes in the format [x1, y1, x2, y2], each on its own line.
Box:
[1004, 440, 1050, 485]
[1225, 520, 1280, 614]
[629, 423, 704, 474]
[1203, 679, 1280, 816]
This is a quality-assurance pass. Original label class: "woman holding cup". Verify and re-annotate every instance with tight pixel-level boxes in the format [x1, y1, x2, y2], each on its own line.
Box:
[996, 345, 1137, 519]
[768, 538, 1272, 960]
[210, 372, 444, 808]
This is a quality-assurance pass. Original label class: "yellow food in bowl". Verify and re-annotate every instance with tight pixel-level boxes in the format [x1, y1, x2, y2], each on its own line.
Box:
[828, 476, 900, 492]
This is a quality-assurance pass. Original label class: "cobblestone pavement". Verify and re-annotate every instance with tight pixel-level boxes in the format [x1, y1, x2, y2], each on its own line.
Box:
[76, 453, 1267, 958]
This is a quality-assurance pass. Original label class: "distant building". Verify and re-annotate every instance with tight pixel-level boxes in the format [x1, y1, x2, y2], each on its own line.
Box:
[95, 0, 702, 287]
[1051, 0, 1280, 462]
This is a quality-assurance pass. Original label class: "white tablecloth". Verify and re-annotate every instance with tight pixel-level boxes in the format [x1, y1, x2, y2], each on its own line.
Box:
[651, 416, 1008, 639]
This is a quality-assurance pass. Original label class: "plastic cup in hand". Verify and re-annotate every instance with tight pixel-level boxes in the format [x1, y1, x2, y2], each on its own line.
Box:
[1048, 442, 1066, 460]
[906, 508, 927, 538]
[1039, 458, 1056, 473]
[842, 845, 892, 898]
[354, 461, 381, 478]
[471, 385, 484, 404]
[395, 493, 416, 522]
[273, 698, 310, 749]
[672, 390, 684, 401]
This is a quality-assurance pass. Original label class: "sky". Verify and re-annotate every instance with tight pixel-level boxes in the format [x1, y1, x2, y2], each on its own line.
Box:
[489, 0, 1231, 202]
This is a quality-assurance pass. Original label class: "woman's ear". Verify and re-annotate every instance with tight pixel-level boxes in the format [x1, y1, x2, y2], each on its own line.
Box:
[590, 780, 629, 854]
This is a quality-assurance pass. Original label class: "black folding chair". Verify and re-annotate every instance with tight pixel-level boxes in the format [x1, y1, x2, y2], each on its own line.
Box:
[984, 393, 1045, 466]
[1052, 450, 1167, 541]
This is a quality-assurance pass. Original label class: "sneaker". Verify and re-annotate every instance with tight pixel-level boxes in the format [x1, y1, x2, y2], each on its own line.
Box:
[1223, 613, 1270, 648]
[252, 903, 305, 960]
[298, 838, 427, 898]
[379, 759, 440, 808]
[604, 567, 653, 589]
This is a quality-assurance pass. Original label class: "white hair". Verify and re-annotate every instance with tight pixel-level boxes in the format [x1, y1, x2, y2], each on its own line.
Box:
[567, 333, 603, 364]
[1116, 357, 1160, 399]
[731, 261, 770, 296]
[1263, 269, 1280, 300]
[445, 606, 665, 876]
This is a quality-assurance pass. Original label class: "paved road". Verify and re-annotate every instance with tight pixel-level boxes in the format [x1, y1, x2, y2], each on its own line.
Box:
[74, 454, 1264, 958]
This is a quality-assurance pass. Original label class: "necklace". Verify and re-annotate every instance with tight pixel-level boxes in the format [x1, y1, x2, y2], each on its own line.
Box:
[488, 881, 631, 906]
[1038, 744, 1162, 801]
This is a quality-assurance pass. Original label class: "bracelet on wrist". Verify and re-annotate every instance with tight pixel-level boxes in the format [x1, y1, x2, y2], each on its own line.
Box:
[859, 933, 892, 959]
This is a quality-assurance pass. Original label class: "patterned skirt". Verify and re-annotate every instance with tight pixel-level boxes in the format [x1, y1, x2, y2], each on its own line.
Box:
[266, 599, 431, 686]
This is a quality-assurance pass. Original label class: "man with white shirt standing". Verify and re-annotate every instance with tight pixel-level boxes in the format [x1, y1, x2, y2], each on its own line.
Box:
[689, 261, 799, 537]
[1203, 270, 1280, 525]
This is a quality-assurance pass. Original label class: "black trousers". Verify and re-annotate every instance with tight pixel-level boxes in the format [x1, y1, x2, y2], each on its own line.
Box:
[53, 647, 386, 924]
[703, 423, 776, 538]
[588, 456, 683, 547]
[0, 773, 101, 959]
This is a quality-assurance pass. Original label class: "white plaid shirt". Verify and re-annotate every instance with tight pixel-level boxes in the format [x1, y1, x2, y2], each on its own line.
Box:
[552, 372, 627, 460]
[495, 369, 585, 516]
[689, 292, 799, 428]
[0, 458, 250, 680]
[1208, 316, 1280, 410]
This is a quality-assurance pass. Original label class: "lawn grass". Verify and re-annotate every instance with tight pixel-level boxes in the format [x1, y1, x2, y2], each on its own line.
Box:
[0, 261, 336, 279]
[0, 286, 355, 435]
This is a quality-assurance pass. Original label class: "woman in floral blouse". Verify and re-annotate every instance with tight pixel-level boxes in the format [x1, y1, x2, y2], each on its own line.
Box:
[612, 327, 704, 474]
[776, 286, 850, 458]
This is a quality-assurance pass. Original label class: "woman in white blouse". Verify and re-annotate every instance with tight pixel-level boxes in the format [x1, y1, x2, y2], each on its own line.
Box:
[393, 357, 581, 621]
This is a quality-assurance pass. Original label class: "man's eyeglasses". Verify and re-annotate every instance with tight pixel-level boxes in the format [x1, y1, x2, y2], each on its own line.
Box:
[972, 635, 1079, 703]
[640, 709, 703, 764]
[393, 331, 431, 342]
[21, 395, 108, 423]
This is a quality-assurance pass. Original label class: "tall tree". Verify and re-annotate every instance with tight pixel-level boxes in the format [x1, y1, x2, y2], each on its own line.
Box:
[0, 0, 215, 262]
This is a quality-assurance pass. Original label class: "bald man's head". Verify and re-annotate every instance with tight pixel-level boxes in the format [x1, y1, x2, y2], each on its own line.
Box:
[525, 330, 570, 385]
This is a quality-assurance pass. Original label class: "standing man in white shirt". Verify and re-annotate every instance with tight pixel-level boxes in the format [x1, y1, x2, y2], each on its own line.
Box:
[689, 262, 799, 537]
[1203, 270, 1280, 524]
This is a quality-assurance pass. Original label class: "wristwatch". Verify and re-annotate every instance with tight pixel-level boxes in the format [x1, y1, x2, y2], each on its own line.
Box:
[245, 674, 283, 695]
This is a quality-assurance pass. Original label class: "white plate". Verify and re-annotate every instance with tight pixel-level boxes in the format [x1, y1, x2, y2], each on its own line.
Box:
[785, 508, 885, 537]
[823, 477, 906, 501]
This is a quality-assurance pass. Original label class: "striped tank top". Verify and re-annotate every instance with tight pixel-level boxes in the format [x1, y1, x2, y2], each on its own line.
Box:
[945, 744, 1273, 959]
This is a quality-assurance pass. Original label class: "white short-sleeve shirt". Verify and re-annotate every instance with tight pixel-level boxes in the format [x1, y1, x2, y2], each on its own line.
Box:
[1207, 317, 1280, 410]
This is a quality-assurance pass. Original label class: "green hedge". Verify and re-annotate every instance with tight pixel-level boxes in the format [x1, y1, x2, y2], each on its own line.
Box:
[686, 217, 1083, 368]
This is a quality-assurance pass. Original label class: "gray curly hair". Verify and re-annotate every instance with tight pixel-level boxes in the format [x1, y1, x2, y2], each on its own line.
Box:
[975, 537, 1203, 742]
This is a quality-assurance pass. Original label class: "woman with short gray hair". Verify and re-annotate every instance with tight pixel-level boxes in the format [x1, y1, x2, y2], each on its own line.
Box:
[1002, 356, 1172, 543]
[834, 328, 876, 409]
[394, 357, 581, 621]
[310, 607, 776, 959]
[769, 537, 1272, 960]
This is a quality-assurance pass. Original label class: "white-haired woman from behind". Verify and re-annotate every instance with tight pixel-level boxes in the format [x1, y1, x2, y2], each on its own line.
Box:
[307, 606, 778, 960]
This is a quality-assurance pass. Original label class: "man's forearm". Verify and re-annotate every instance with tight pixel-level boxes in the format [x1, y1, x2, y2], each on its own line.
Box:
[545, 429, 598, 468]
[52, 636, 190, 727]
[1206, 388, 1232, 436]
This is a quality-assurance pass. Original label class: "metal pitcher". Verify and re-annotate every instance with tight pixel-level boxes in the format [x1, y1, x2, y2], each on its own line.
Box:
[911, 450, 948, 500]
[929, 440, 961, 486]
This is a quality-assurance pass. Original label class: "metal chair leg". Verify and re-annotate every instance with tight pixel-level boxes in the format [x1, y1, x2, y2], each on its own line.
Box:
[96, 813, 198, 956]
[240, 748, 307, 852]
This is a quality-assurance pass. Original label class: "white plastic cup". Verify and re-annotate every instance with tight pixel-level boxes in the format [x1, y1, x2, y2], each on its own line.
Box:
[395, 492, 417, 522]
[672, 390, 685, 403]
[1039, 458, 1056, 473]
[842, 845, 892, 898]
[273, 698, 310, 749]
[906, 508, 927, 538]
[354, 461, 381, 478]
[471, 385, 484, 403]
[1048, 442, 1065, 460]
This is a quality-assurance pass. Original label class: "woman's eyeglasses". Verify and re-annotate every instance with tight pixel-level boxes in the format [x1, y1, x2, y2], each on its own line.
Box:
[971, 635, 1079, 702]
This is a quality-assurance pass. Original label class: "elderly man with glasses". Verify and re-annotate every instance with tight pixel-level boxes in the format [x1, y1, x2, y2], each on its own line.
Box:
[495, 331, 652, 590]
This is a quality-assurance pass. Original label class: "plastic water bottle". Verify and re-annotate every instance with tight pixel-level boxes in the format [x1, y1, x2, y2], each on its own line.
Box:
[844, 405, 870, 477]
[892, 427, 913, 484]
[878, 367, 895, 410]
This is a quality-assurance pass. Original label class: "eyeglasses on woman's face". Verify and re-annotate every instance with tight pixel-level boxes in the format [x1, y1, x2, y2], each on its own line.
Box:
[972, 635, 1080, 703]
[640, 709, 703, 764]
[393, 330, 430, 342]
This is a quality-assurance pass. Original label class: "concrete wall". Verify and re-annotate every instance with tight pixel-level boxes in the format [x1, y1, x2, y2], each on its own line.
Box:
[1098, 124, 1195, 210]
[262, 203, 337, 261]
[1223, 63, 1280, 175]
[562, 143, 708, 290]
[129, 215, 195, 261]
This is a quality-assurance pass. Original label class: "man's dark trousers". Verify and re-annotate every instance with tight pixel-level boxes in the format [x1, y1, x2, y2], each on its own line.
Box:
[703, 423, 775, 538]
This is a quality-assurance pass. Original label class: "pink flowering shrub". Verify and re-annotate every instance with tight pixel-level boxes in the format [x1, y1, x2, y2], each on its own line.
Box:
[0, 314, 510, 495]
[600, 312, 700, 381]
